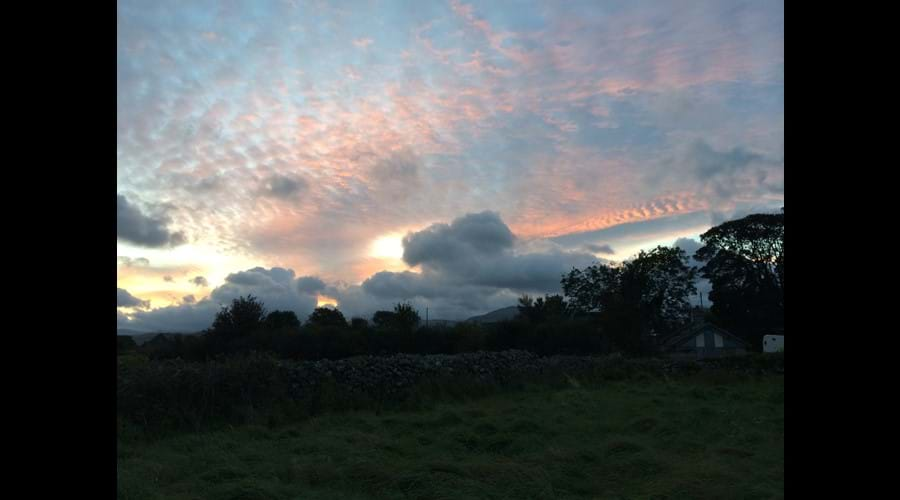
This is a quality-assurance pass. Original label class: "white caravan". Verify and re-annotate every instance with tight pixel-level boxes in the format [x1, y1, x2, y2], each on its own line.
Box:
[763, 335, 784, 353]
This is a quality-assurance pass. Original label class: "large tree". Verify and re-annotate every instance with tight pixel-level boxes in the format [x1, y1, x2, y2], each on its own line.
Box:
[694, 210, 784, 345]
[306, 307, 348, 328]
[209, 295, 268, 340]
[562, 246, 697, 354]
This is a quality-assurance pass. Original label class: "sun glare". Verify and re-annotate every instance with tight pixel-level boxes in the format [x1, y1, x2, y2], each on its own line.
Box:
[316, 295, 339, 308]
[369, 234, 404, 260]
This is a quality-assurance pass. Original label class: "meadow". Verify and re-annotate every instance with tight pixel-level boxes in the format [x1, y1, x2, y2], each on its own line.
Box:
[118, 373, 784, 500]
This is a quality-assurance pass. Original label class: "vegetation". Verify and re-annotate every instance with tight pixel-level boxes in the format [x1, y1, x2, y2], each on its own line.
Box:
[562, 246, 697, 355]
[117, 210, 785, 498]
[695, 209, 784, 346]
[118, 374, 784, 500]
[123, 210, 784, 362]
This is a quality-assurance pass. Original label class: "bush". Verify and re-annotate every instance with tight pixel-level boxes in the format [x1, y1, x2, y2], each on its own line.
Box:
[117, 352, 290, 434]
[118, 350, 783, 436]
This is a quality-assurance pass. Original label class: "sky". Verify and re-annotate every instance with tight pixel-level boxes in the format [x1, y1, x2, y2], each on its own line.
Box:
[117, 0, 784, 332]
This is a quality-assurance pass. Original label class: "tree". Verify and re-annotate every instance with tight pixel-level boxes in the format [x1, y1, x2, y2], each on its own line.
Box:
[392, 302, 421, 331]
[561, 246, 696, 354]
[306, 307, 347, 328]
[517, 294, 568, 323]
[264, 310, 301, 330]
[372, 310, 396, 328]
[209, 295, 267, 341]
[694, 211, 784, 346]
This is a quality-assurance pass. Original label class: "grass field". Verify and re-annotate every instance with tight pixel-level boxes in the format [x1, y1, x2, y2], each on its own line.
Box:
[118, 374, 784, 500]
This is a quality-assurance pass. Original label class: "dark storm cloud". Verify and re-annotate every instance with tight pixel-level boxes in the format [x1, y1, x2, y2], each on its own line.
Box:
[402, 211, 516, 270]
[117, 288, 150, 309]
[361, 212, 597, 314]
[210, 267, 318, 315]
[117, 194, 187, 248]
[296, 276, 327, 294]
[182, 294, 196, 304]
[362, 271, 442, 299]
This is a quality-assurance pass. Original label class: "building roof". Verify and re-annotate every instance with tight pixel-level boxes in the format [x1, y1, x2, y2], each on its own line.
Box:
[659, 321, 749, 351]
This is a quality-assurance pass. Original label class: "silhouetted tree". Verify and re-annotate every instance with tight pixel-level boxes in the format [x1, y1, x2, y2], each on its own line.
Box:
[306, 307, 347, 327]
[392, 302, 421, 331]
[350, 317, 369, 329]
[694, 211, 784, 346]
[562, 246, 696, 354]
[264, 310, 301, 330]
[210, 295, 268, 340]
[371, 310, 396, 329]
[517, 294, 568, 323]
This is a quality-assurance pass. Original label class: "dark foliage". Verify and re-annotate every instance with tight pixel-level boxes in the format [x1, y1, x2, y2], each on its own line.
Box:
[128, 211, 781, 362]
[117, 335, 137, 354]
[694, 211, 784, 347]
[306, 307, 348, 328]
[561, 246, 696, 354]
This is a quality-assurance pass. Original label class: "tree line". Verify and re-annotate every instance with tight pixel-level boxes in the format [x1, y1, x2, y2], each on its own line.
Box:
[118, 209, 783, 359]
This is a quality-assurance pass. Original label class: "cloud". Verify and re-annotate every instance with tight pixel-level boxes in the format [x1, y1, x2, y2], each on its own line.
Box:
[368, 150, 423, 201]
[402, 211, 516, 271]
[687, 139, 763, 178]
[362, 211, 596, 313]
[122, 266, 322, 332]
[190, 276, 209, 287]
[671, 237, 712, 306]
[117, 288, 150, 309]
[163, 275, 174, 282]
[673, 237, 703, 260]
[117, 256, 150, 267]
[116, 0, 782, 321]
[551, 211, 712, 250]
[117, 194, 187, 248]
[296, 276, 327, 294]
[123, 213, 601, 329]
[584, 244, 614, 255]
[123, 300, 220, 333]
[261, 174, 307, 199]
[210, 267, 318, 316]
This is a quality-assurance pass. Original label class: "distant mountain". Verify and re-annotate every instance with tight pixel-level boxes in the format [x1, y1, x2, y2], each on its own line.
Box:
[116, 328, 147, 337]
[118, 329, 203, 345]
[465, 306, 520, 324]
[423, 319, 459, 327]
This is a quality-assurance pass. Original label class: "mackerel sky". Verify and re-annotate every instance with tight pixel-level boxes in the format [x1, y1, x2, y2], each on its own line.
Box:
[117, 0, 784, 330]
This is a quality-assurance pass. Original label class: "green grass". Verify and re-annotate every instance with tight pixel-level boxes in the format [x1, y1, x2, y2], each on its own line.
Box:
[118, 375, 784, 500]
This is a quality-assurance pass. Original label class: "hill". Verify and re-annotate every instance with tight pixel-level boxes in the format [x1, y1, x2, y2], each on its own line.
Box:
[465, 306, 520, 324]
[119, 330, 203, 345]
